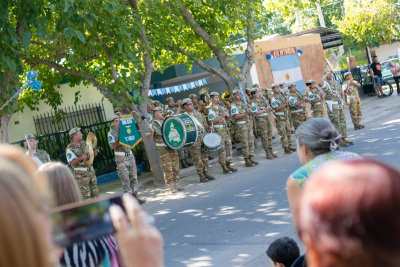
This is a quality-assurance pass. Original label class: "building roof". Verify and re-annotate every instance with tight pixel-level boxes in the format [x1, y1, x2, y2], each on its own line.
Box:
[282, 27, 343, 49]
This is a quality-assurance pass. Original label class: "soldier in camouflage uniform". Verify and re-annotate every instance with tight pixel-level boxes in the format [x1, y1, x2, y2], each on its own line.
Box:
[279, 82, 294, 133]
[250, 89, 278, 160]
[287, 83, 308, 130]
[220, 96, 237, 144]
[231, 89, 258, 167]
[146, 107, 185, 194]
[147, 100, 155, 122]
[270, 84, 295, 154]
[318, 69, 354, 147]
[165, 97, 192, 168]
[108, 115, 145, 204]
[306, 79, 325, 117]
[66, 127, 99, 200]
[182, 98, 216, 182]
[25, 134, 51, 167]
[245, 88, 259, 138]
[153, 100, 161, 108]
[208, 92, 237, 174]
[344, 72, 364, 130]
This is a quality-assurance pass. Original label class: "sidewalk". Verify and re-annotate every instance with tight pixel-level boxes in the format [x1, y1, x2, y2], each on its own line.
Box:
[99, 94, 400, 201]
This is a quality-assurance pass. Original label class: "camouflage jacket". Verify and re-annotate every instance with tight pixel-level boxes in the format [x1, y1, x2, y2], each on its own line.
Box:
[308, 89, 323, 109]
[346, 82, 359, 97]
[251, 98, 270, 116]
[321, 80, 342, 101]
[288, 92, 305, 111]
[270, 93, 288, 119]
[207, 104, 227, 125]
[146, 111, 154, 122]
[108, 128, 131, 153]
[146, 119, 164, 145]
[66, 141, 91, 168]
[231, 100, 250, 123]
[26, 149, 51, 165]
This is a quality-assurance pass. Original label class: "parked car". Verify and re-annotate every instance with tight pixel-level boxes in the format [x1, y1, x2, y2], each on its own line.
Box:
[381, 57, 400, 80]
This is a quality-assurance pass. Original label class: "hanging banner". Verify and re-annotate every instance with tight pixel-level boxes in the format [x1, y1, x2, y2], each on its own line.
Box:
[119, 114, 142, 149]
[150, 78, 208, 97]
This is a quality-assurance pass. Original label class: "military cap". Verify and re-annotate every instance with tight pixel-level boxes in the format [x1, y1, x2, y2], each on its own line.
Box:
[25, 134, 36, 140]
[147, 100, 154, 105]
[324, 68, 332, 74]
[232, 89, 241, 95]
[252, 83, 259, 88]
[189, 94, 198, 99]
[69, 127, 81, 136]
[181, 98, 192, 106]
[279, 82, 286, 86]
[166, 97, 174, 102]
[251, 88, 260, 94]
[306, 79, 316, 85]
[210, 92, 219, 97]
[245, 88, 251, 92]
[113, 114, 120, 120]
[344, 71, 351, 77]
[288, 83, 297, 88]
[154, 107, 163, 112]
[271, 84, 278, 88]
[153, 100, 161, 104]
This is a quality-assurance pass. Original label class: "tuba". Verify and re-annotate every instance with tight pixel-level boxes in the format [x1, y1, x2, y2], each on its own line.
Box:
[199, 87, 212, 109]
[221, 90, 231, 104]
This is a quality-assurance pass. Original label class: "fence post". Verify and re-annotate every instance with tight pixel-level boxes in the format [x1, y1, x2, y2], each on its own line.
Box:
[55, 133, 67, 164]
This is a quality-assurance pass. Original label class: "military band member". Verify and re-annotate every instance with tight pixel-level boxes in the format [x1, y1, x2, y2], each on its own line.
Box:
[250, 89, 278, 159]
[270, 84, 295, 154]
[66, 127, 99, 199]
[245, 88, 258, 138]
[231, 89, 258, 167]
[208, 92, 237, 173]
[153, 100, 161, 108]
[344, 72, 364, 130]
[318, 69, 354, 147]
[190, 94, 203, 113]
[280, 82, 294, 132]
[146, 107, 185, 194]
[306, 79, 325, 117]
[25, 134, 51, 167]
[147, 100, 155, 122]
[108, 115, 145, 204]
[287, 83, 308, 130]
[182, 98, 216, 182]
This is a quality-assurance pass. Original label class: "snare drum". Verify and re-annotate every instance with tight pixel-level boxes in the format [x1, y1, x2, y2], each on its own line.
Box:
[203, 132, 222, 151]
[162, 114, 198, 150]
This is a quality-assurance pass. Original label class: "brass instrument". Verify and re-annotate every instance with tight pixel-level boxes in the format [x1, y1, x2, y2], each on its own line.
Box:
[84, 132, 97, 166]
[199, 87, 212, 109]
[221, 90, 232, 104]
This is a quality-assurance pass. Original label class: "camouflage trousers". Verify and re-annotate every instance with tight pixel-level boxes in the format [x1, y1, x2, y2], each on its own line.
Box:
[275, 117, 292, 148]
[256, 117, 273, 152]
[156, 146, 179, 185]
[74, 169, 99, 200]
[327, 107, 347, 138]
[312, 105, 324, 117]
[214, 127, 232, 164]
[291, 111, 308, 131]
[178, 148, 189, 160]
[251, 116, 258, 136]
[237, 122, 254, 158]
[227, 121, 236, 141]
[288, 109, 294, 129]
[188, 134, 209, 174]
[349, 96, 362, 126]
[115, 155, 138, 194]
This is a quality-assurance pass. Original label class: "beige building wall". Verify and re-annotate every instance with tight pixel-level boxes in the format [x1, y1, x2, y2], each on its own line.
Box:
[370, 42, 400, 61]
[8, 83, 114, 143]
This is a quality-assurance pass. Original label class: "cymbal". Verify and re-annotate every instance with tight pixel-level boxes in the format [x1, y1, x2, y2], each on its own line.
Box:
[86, 132, 97, 150]
[84, 144, 94, 166]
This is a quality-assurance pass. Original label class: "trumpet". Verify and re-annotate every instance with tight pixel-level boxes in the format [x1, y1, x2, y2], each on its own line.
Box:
[217, 100, 235, 125]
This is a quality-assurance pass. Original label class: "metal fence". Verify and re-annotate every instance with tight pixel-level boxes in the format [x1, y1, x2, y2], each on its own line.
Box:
[12, 121, 145, 176]
[34, 103, 107, 135]
[332, 67, 367, 85]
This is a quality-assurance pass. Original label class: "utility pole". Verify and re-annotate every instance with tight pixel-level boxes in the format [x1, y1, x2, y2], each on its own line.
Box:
[316, 3, 326, 27]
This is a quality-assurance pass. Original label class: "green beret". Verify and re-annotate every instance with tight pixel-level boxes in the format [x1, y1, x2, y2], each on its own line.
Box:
[210, 92, 219, 97]
[189, 94, 197, 99]
[69, 127, 81, 136]
[181, 98, 191, 106]
[232, 89, 241, 95]
[344, 72, 351, 77]
[25, 134, 36, 140]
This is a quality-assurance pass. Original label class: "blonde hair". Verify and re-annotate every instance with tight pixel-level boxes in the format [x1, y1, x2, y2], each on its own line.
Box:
[0, 145, 52, 267]
[38, 162, 82, 207]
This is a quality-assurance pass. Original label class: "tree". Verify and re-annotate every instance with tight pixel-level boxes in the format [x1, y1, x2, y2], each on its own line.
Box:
[336, 0, 400, 48]
[0, 0, 63, 143]
[143, 0, 267, 94]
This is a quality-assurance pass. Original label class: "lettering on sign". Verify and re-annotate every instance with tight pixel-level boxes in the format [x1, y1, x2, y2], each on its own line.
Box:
[125, 136, 135, 141]
[122, 119, 133, 125]
[271, 47, 297, 58]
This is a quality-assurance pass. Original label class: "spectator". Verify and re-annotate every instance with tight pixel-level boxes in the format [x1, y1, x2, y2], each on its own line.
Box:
[298, 159, 400, 267]
[38, 162, 120, 267]
[369, 55, 385, 97]
[266, 237, 300, 267]
[389, 61, 400, 95]
[286, 118, 361, 229]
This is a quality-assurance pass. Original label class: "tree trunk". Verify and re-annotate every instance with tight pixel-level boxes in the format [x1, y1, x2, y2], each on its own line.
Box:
[0, 72, 19, 144]
[0, 115, 11, 143]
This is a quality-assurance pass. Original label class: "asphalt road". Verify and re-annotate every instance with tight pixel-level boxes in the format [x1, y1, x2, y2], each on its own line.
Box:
[143, 111, 400, 267]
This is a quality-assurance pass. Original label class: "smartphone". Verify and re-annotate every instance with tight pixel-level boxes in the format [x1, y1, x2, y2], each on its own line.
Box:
[51, 194, 124, 247]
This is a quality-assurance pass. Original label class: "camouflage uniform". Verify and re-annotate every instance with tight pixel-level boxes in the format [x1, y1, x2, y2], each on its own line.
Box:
[221, 99, 236, 142]
[231, 100, 254, 159]
[270, 93, 292, 148]
[308, 89, 324, 117]
[288, 91, 308, 130]
[66, 141, 99, 200]
[108, 128, 138, 194]
[146, 119, 179, 185]
[26, 149, 51, 165]
[346, 83, 362, 126]
[245, 94, 258, 136]
[321, 80, 347, 138]
[184, 111, 209, 174]
[207, 104, 232, 165]
[251, 98, 273, 152]
[281, 89, 293, 130]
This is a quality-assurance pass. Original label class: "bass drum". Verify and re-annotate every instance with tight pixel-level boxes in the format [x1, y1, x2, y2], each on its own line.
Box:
[162, 114, 198, 150]
[203, 132, 222, 151]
